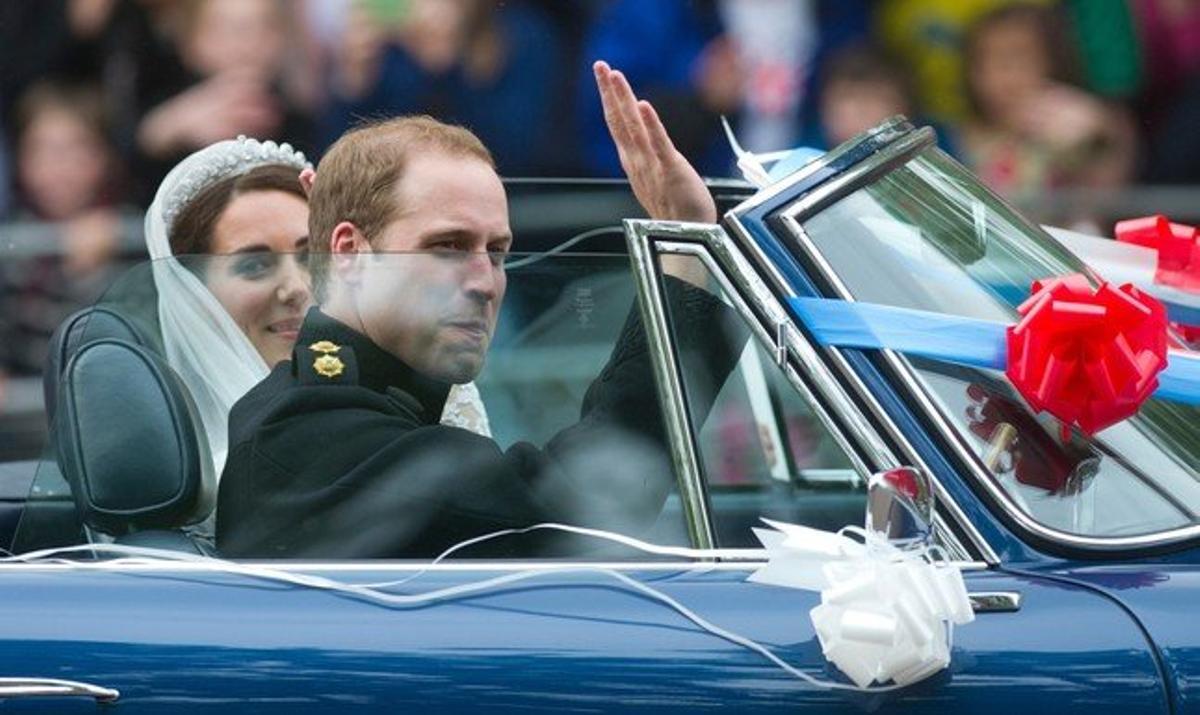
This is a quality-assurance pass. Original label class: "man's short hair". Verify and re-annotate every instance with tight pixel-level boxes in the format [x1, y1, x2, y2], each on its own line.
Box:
[307, 115, 495, 297]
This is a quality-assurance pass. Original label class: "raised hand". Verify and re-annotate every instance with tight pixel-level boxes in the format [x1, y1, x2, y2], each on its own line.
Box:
[594, 61, 717, 224]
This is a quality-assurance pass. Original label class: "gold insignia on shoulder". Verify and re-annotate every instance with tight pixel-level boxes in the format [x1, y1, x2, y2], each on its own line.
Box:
[313, 354, 345, 379]
[309, 340, 341, 354]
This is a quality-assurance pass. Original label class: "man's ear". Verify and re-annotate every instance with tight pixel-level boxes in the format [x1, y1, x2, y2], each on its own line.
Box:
[330, 221, 370, 255]
[329, 221, 371, 286]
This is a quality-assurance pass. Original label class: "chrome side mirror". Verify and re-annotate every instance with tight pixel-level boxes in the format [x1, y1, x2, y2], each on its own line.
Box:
[866, 467, 934, 545]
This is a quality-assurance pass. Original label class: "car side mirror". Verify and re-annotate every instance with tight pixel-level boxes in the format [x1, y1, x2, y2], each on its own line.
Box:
[866, 466, 934, 545]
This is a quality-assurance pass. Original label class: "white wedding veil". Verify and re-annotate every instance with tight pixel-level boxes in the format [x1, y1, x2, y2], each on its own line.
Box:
[145, 137, 311, 475]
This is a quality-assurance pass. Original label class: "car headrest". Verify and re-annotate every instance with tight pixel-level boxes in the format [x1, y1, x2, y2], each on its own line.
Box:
[44, 306, 153, 425]
[54, 338, 215, 535]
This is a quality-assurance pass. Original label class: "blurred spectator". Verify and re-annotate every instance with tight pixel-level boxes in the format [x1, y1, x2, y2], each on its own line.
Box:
[577, 0, 736, 177]
[135, 0, 314, 194]
[1, 82, 130, 378]
[1135, 0, 1200, 182]
[1143, 72, 1200, 182]
[0, 1, 191, 202]
[812, 44, 958, 155]
[960, 5, 1136, 202]
[874, 0, 1053, 126]
[303, 0, 353, 50]
[578, 0, 874, 174]
[720, 0, 817, 154]
[816, 44, 917, 148]
[323, 0, 565, 176]
[12, 84, 121, 224]
[0, 1, 115, 119]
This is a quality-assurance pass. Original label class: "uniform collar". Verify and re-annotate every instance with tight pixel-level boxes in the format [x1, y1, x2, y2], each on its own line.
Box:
[294, 307, 452, 422]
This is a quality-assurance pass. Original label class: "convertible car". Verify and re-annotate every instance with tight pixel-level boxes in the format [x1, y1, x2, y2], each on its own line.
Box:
[0, 119, 1196, 712]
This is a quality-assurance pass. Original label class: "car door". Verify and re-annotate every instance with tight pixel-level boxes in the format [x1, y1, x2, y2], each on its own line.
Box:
[0, 561, 1167, 713]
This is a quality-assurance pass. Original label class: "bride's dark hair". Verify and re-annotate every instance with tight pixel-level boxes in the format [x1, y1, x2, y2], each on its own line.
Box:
[170, 163, 307, 255]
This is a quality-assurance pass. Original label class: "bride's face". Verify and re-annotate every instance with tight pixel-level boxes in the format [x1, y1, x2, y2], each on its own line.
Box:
[204, 190, 312, 365]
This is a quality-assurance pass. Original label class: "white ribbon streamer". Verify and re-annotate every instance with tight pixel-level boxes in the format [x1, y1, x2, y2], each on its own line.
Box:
[748, 519, 973, 688]
[2, 521, 974, 692]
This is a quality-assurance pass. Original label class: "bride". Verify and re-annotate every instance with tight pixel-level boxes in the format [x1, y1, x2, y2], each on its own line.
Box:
[145, 136, 490, 477]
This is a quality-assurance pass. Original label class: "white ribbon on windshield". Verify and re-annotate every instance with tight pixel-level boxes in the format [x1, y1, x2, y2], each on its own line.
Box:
[2, 521, 971, 691]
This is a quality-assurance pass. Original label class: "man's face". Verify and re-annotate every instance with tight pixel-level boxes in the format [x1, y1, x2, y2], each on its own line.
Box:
[356, 153, 511, 383]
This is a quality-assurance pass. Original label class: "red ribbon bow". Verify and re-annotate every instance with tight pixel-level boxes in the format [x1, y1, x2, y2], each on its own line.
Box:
[1115, 215, 1200, 344]
[1006, 274, 1168, 436]
[1115, 215, 1200, 292]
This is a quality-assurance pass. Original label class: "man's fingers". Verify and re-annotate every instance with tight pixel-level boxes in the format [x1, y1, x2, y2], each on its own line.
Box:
[595, 63, 638, 160]
[610, 70, 653, 158]
[638, 100, 675, 163]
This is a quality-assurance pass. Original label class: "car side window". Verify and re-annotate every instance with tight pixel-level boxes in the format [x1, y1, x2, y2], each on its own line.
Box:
[659, 254, 866, 547]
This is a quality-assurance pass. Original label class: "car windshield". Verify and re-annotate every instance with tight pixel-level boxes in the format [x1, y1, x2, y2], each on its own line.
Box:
[802, 147, 1200, 541]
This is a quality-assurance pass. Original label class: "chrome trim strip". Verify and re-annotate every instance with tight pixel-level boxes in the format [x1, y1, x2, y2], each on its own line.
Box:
[674, 214, 986, 563]
[625, 220, 717, 550]
[775, 143, 1200, 552]
[968, 591, 1022, 613]
[719, 127, 998, 564]
[0, 678, 119, 703]
[722, 206, 799, 301]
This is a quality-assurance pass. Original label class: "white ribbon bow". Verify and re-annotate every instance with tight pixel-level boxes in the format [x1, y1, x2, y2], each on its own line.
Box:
[748, 519, 974, 688]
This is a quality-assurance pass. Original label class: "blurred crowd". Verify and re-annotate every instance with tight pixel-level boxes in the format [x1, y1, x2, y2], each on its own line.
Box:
[2, 0, 1200, 380]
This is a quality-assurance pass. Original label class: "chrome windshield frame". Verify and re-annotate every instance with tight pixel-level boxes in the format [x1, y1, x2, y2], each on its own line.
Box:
[759, 124, 1200, 554]
[624, 218, 983, 565]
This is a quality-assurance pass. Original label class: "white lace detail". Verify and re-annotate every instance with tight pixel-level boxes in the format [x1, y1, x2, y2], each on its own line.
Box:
[440, 382, 492, 437]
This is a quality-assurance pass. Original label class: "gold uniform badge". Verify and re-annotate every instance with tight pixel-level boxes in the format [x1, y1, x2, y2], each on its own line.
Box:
[309, 340, 345, 379]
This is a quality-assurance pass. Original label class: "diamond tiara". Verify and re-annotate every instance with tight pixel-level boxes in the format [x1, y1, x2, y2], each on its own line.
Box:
[161, 136, 311, 234]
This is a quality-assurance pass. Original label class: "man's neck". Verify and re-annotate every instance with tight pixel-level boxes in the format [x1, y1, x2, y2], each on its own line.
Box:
[320, 293, 366, 337]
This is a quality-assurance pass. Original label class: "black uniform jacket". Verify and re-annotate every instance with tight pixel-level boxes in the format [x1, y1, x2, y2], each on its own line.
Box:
[216, 282, 741, 558]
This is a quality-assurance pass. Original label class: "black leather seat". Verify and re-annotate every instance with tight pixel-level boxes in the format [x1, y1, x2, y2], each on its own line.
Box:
[44, 305, 157, 425]
[45, 307, 216, 555]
